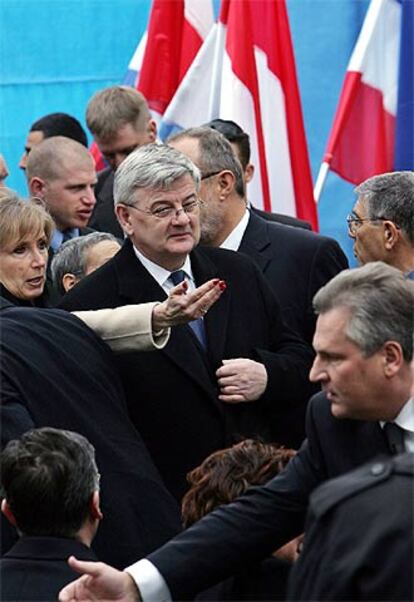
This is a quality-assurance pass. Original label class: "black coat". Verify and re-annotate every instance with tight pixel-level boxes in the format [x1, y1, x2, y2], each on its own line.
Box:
[60, 241, 314, 499]
[252, 206, 311, 230]
[89, 168, 124, 238]
[145, 391, 391, 600]
[239, 212, 348, 344]
[289, 452, 414, 601]
[0, 305, 181, 568]
[1, 536, 97, 601]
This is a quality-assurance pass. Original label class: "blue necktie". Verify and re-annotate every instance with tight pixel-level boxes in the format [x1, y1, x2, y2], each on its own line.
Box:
[169, 270, 207, 349]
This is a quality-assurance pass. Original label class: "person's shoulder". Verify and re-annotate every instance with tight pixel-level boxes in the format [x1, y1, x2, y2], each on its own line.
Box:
[196, 244, 259, 271]
[310, 452, 414, 520]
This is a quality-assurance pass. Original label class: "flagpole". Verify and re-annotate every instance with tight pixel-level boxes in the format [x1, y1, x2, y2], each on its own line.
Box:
[313, 161, 330, 204]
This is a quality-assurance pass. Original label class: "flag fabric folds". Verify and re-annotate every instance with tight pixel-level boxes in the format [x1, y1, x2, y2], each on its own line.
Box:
[322, 0, 412, 186]
[162, 0, 317, 228]
[91, 0, 214, 171]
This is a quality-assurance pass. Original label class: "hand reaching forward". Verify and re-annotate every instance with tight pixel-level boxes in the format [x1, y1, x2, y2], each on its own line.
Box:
[216, 358, 268, 403]
[59, 556, 140, 602]
[152, 278, 226, 330]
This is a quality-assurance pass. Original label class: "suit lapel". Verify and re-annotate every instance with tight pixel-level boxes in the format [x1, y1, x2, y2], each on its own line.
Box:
[115, 242, 220, 402]
[238, 212, 273, 274]
[191, 247, 231, 368]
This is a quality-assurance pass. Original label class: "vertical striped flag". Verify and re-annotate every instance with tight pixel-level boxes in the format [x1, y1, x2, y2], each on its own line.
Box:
[315, 0, 413, 197]
[162, 0, 317, 229]
[91, 0, 214, 171]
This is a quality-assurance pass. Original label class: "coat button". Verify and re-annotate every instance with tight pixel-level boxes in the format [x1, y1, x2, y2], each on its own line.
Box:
[370, 462, 385, 476]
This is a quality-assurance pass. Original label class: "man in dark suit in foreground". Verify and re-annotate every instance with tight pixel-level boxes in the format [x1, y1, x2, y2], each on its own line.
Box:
[0, 302, 182, 569]
[59, 262, 414, 602]
[1, 428, 100, 601]
[60, 143, 314, 498]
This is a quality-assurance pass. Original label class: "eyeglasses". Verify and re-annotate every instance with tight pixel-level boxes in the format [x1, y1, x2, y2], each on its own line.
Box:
[200, 170, 222, 181]
[128, 198, 203, 220]
[346, 214, 394, 236]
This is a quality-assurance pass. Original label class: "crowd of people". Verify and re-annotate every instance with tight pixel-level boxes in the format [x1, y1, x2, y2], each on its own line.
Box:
[0, 85, 413, 601]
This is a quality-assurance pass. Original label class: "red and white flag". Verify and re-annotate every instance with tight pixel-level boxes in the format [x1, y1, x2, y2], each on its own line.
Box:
[162, 0, 317, 229]
[316, 0, 402, 192]
[91, 0, 214, 171]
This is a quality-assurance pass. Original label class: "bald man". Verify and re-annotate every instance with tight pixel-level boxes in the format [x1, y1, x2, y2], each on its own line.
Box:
[26, 136, 97, 304]
[26, 136, 97, 251]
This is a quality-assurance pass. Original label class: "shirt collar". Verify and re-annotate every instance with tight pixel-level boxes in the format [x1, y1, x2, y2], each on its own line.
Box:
[50, 228, 80, 252]
[220, 209, 250, 251]
[132, 245, 194, 290]
[380, 398, 414, 432]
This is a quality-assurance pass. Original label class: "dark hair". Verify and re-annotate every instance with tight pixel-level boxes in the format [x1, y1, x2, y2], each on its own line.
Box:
[205, 119, 251, 170]
[30, 113, 88, 147]
[1, 427, 99, 537]
[181, 439, 295, 527]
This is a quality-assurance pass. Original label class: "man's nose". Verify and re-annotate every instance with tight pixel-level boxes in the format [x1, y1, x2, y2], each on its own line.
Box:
[309, 356, 326, 383]
[82, 187, 96, 206]
[19, 152, 28, 170]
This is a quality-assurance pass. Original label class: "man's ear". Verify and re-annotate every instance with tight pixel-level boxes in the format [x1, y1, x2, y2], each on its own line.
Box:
[29, 176, 46, 198]
[90, 491, 103, 521]
[1, 499, 17, 527]
[62, 273, 80, 293]
[115, 204, 134, 237]
[382, 341, 404, 378]
[383, 221, 400, 250]
[147, 119, 157, 143]
[244, 163, 255, 184]
[217, 171, 235, 201]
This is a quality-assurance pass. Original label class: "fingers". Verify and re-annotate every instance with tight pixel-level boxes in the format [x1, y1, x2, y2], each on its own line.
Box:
[169, 280, 188, 297]
[67, 556, 104, 578]
[218, 393, 246, 403]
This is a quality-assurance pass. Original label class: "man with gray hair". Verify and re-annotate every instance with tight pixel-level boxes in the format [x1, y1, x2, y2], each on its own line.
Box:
[168, 126, 348, 347]
[60, 143, 314, 499]
[347, 171, 414, 279]
[59, 262, 414, 602]
[51, 232, 121, 296]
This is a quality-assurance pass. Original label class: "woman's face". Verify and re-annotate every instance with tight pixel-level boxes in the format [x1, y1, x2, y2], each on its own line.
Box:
[0, 233, 48, 300]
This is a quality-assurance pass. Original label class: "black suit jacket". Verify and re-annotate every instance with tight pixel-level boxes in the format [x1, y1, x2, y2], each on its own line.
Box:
[252, 206, 311, 230]
[1, 536, 97, 601]
[60, 241, 314, 498]
[239, 212, 348, 344]
[146, 391, 390, 600]
[89, 168, 124, 238]
[0, 305, 181, 568]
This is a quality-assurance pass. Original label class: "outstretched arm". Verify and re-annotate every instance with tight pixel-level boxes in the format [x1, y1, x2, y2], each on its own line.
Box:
[59, 557, 141, 602]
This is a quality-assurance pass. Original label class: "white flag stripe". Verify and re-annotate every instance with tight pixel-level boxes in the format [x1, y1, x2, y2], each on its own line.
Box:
[348, 0, 401, 115]
[184, 0, 214, 39]
[255, 47, 296, 215]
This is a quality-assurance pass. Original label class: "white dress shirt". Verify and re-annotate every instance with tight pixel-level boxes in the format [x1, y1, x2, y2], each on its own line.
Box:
[133, 246, 196, 293]
[380, 397, 414, 452]
[220, 209, 250, 251]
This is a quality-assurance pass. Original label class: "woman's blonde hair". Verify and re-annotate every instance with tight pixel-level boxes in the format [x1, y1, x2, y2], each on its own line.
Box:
[0, 189, 54, 250]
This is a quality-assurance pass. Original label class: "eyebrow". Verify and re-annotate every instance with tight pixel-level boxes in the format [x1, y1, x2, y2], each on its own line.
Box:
[151, 192, 197, 206]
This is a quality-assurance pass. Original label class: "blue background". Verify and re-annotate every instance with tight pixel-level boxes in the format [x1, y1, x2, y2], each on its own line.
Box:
[0, 0, 371, 264]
